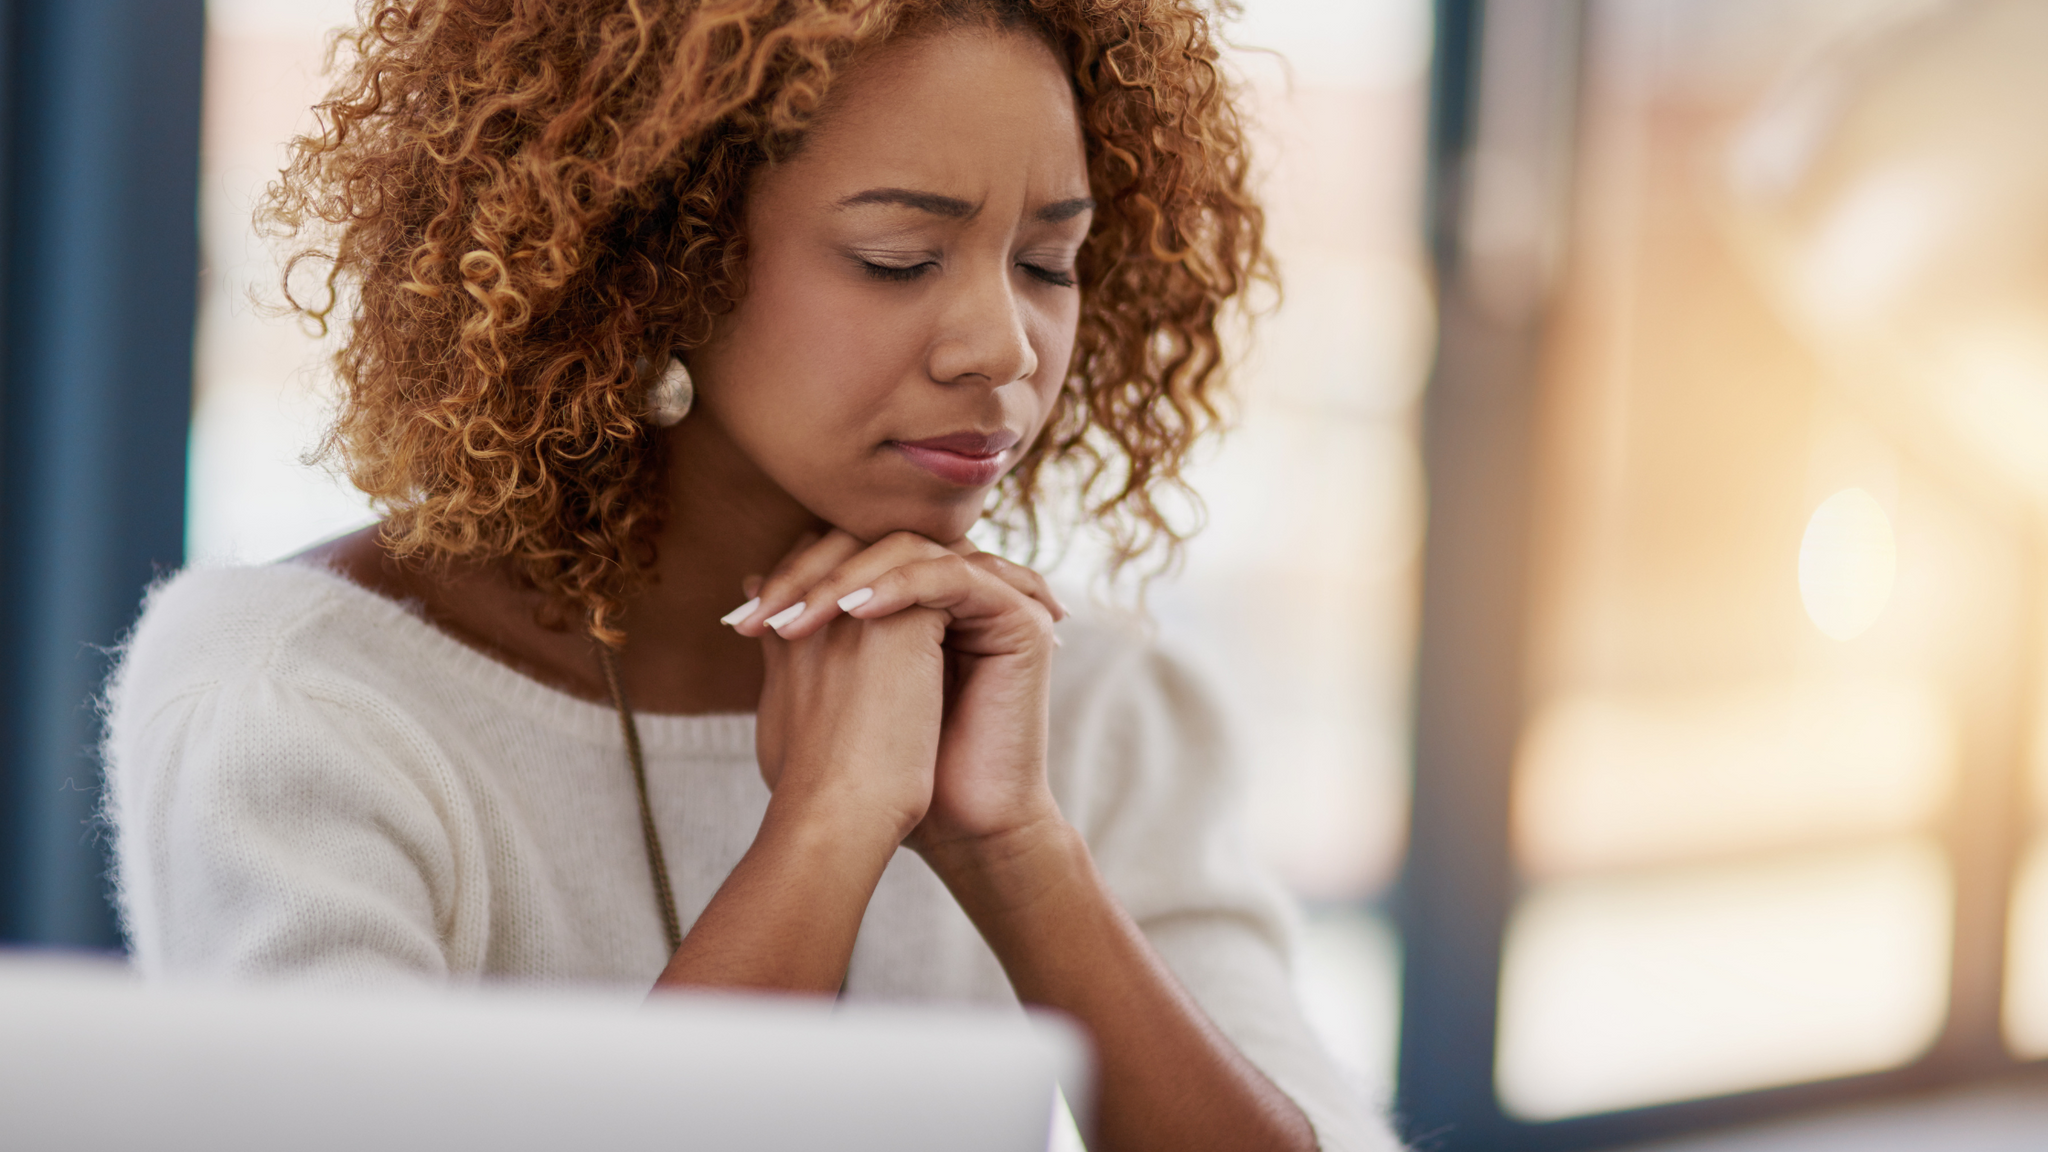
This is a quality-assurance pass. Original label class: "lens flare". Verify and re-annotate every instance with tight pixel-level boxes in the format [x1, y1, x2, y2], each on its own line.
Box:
[1799, 488, 1896, 641]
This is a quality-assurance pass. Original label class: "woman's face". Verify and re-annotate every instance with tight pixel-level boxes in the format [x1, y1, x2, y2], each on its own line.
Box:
[685, 26, 1092, 545]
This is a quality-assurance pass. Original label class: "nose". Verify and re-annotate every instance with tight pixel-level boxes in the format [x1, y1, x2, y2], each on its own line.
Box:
[926, 262, 1038, 388]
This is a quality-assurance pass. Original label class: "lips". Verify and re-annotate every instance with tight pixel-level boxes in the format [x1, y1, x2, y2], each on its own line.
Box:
[890, 429, 1021, 487]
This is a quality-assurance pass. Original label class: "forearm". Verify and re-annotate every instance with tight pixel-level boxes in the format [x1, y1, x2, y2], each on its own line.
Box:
[653, 798, 900, 994]
[925, 820, 1318, 1152]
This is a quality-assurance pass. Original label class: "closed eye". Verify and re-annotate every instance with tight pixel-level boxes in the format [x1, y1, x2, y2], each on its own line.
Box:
[1019, 262, 1077, 288]
[862, 260, 934, 283]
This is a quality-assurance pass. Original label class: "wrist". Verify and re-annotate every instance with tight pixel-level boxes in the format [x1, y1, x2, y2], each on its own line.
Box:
[765, 760, 930, 844]
[756, 786, 911, 877]
[920, 813, 1092, 923]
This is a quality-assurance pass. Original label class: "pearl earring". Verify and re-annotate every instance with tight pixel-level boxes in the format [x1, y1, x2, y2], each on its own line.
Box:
[648, 355, 694, 426]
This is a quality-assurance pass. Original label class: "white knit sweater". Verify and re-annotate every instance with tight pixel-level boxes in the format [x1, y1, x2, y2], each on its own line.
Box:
[104, 562, 1395, 1151]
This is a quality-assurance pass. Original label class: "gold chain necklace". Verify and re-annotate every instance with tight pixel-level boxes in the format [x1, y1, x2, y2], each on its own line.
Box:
[595, 644, 684, 954]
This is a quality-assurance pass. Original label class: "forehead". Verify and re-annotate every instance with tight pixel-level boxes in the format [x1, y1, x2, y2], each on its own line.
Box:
[769, 27, 1089, 208]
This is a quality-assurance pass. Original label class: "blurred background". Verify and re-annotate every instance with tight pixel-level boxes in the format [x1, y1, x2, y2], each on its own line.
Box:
[1, 0, 2045, 1149]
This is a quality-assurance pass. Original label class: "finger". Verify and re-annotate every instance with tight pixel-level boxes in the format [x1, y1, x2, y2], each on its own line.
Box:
[717, 573, 764, 625]
[722, 529, 821, 631]
[720, 532, 818, 630]
[842, 555, 1054, 655]
[756, 530, 956, 640]
[726, 528, 862, 636]
[931, 539, 1066, 621]
[962, 552, 1068, 621]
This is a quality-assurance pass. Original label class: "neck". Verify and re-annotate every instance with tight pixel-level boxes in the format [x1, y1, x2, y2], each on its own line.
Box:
[613, 412, 824, 712]
[307, 411, 824, 714]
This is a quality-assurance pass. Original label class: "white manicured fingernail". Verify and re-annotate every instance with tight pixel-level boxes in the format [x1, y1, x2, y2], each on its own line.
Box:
[764, 601, 806, 632]
[837, 587, 875, 612]
[719, 597, 760, 626]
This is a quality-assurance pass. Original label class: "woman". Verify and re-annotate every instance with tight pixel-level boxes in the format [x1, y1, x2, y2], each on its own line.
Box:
[106, 1, 1392, 1149]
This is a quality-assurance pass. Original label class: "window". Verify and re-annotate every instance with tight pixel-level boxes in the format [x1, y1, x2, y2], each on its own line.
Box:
[1402, 1, 2048, 1146]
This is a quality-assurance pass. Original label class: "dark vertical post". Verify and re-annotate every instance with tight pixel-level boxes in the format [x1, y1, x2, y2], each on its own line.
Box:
[1397, 2, 1582, 1147]
[1395, 3, 1501, 1142]
[1422, 0, 1484, 273]
[0, 0, 205, 948]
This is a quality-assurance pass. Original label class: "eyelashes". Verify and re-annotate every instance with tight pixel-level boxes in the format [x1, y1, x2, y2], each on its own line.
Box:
[1021, 263, 1077, 288]
[861, 260, 931, 283]
[857, 259, 1077, 288]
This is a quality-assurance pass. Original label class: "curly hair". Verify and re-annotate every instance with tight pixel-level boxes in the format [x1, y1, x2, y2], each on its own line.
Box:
[265, 0, 1266, 640]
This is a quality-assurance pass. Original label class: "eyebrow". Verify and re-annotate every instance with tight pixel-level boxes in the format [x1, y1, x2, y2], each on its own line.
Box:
[838, 188, 975, 218]
[836, 187, 1096, 224]
[1034, 196, 1096, 224]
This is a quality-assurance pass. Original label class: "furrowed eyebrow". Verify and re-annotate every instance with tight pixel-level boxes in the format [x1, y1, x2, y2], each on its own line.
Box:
[834, 189, 1095, 224]
[837, 188, 976, 218]
[1034, 197, 1095, 224]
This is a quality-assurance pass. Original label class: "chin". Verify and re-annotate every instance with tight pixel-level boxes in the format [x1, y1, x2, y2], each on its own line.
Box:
[829, 494, 988, 547]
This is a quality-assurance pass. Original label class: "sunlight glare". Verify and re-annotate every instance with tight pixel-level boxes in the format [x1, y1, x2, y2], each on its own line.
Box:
[1497, 841, 1952, 1119]
[1799, 488, 1896, 641]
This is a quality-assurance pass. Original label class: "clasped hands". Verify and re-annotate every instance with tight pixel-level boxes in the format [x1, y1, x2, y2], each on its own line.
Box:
[724, 528, 1069, 863]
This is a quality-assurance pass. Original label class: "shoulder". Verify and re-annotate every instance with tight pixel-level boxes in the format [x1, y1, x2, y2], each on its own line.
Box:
[1049, 597, 1229, 743]
[1048, 599, 1203, 711]
[105, 565, 488, 985]
[110, 561, 431, 725]
[104, 562, 485, 891]
[1045, 598, 1235, 832]
[1045, 598, 1148, 710]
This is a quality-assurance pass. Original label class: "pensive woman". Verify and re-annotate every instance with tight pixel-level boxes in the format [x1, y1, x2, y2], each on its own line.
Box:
[105, 1, 1395, 1149]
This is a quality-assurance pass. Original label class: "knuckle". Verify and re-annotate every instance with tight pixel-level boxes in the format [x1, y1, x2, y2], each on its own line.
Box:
[1020, 603, 1057, 642]
[816, 562, 856, 595]
[974, 561, 1026, 595]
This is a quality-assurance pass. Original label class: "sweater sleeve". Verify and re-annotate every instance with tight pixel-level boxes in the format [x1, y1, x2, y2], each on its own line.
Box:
[1053, 629, 1404, 1152]
[107, 658, 490, 989]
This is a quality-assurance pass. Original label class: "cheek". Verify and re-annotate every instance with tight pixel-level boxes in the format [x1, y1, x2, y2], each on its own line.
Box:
[1027, 295, 1081, 401]
[707, 263, 913, 449]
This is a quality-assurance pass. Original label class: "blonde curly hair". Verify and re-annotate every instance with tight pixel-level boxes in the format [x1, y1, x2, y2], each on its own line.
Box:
[266, 0, 1267, 639]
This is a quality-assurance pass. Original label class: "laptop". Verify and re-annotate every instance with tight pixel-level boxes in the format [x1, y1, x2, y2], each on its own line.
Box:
[0, 952, 1090, 1151]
